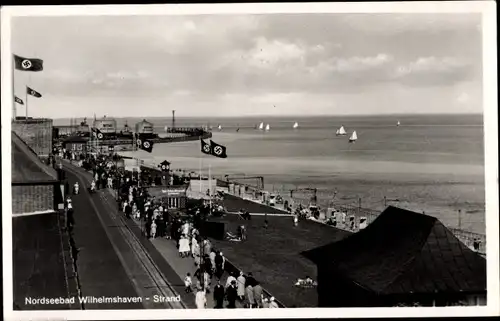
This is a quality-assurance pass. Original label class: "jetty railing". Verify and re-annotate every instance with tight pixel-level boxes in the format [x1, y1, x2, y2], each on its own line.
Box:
[217, 182, 487, 255]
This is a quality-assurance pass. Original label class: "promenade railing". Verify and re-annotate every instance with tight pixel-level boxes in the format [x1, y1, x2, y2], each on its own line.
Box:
[219, 183, 487, 255]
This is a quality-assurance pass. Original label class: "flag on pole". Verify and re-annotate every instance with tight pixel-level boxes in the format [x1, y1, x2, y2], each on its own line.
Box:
[210, 140, 228, 158]
[27, 86, 42, 98]
[200, 139, 228, 158]
[91, 127, 104, 140]
[201, 138, 211, 155]
[137, 138, 154, 153]
[14, 54, 44, 72]
[14, 96, 24, 105]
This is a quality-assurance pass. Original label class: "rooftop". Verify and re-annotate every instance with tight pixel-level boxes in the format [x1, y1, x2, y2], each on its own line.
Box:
[13, 212, 70, 310]
[11, 131, 58, 184]
[208, 212, 351, 307]
[302, 206, 487, 295]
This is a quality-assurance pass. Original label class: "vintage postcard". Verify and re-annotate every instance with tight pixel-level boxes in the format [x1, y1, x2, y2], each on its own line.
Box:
[1, 2, 498, 320]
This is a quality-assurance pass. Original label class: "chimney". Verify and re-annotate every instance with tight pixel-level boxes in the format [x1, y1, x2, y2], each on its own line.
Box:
[172, 110, 176, 129]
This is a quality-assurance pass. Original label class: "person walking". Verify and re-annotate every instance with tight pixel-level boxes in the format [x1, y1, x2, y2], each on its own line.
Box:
[226, 280, 238, 309]
[225, 272, 236, 289]
[253, 282, 263, 308]
[215, 251, 225, 280]
[268, 297, 279, 308]
[195, 287, 207, 309]
[209, 250, 216, 274]
[184, 273, 193, 293]
[245, 284, 255, 308]
[150, 221, 157, 239]
[237, 272, 246, 302]
[213, 280, 225, 309]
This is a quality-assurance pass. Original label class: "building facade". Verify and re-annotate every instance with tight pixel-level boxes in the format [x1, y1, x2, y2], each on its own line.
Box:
[93, 117, 117, 135]
[11, 131, 62, 214]
[12, 118, 53, 157]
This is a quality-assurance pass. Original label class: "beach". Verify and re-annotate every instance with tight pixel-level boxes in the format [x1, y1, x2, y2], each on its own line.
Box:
[116, 114, 485, 234]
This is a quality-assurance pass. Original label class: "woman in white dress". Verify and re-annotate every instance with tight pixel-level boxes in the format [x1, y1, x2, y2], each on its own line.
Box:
[195, 287, 206, 309]
[179, 234, 191, 258]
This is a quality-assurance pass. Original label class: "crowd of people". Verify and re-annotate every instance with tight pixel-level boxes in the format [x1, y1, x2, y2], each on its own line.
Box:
[57, 147, 280, 309]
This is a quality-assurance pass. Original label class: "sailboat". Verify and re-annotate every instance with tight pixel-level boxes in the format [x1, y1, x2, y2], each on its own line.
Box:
[258, 122, 264, 130]
[336, 125, 347, 136]
[293, 122, 299, 129]
[349, 130, 358, 143]
[164, 125, 168, 132]
[397, 120, 401, 127]
[265, 124, 270, 131]
[218, 124, 222, 131]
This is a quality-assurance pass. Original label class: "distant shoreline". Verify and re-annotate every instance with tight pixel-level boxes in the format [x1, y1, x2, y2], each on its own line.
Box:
[50, 113, 483, 121]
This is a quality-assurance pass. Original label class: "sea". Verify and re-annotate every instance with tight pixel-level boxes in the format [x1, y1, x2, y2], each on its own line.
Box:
[59, 114, 487, 234]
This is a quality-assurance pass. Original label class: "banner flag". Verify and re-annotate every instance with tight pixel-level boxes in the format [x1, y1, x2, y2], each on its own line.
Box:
[14, 96, 24, 105]
[209, 140, 228, 159]
[14, 54, 44, 72]
[27, 86, 42, 98]
[201, 139, 211, 155]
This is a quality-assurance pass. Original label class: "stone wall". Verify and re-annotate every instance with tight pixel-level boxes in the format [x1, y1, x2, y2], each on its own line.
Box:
[12, 119, 53, 156]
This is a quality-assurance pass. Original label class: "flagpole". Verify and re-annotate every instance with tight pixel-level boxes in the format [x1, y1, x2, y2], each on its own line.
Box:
[199, 157, 202, 194]
[25, 85, 28, 122]
[12, 56, 16, 120]
[209, 164, 212, 214]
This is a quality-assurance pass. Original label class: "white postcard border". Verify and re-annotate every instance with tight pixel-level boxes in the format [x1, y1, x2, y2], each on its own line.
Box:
[1, 2, 498, 320]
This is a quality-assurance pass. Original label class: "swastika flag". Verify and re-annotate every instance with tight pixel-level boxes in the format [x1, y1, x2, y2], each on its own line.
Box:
[14, 54, 44, 72]
[209, 140, 227, 159]
[14, 96, 24, 105]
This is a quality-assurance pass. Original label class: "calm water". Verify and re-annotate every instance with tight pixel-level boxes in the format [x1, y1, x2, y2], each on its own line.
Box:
[100, 114, 485, 233]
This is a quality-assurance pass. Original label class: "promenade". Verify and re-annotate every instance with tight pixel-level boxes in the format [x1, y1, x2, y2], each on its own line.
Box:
[64, 161, 245, 309]
[63, 163, 190, 309]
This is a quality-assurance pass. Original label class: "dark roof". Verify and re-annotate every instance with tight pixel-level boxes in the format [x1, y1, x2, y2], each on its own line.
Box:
[11, 131, 58, 184]
[302, 206, 486, 295]
[13, 212, 69, 309]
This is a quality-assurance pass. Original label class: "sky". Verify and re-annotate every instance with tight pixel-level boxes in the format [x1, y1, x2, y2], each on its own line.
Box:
[11, 13, 483, 118]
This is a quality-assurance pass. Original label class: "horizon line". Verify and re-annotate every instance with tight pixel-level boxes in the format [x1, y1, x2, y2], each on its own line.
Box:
[49, 112, 484, 120]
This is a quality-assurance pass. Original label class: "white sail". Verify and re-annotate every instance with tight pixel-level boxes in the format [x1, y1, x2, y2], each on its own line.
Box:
[293, 122, 299, 129]
[265, 124, 270, 131]
[337, 126, 347, 135]
[259, 122, 264, 130]
[349, 130, 358, 142]
[335, 129, 340, 135]
[397, 120, 401, 126]
[164, 125, 168, 132]
[218, 124, 222, 131]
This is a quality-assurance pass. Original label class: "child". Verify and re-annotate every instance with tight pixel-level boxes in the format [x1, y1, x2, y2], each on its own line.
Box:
[184, 273, 193, 293]
[150, 221, 157, 239]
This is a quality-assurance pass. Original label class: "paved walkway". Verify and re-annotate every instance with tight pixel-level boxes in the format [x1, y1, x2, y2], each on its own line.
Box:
[63, 165, 143, 309]
[66, 161, 245, 309]
[64, 162, 189, 309]
[108, 187, 245, 309]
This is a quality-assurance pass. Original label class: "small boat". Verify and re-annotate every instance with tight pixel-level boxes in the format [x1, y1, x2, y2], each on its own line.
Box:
[265, 124, 270, 131]
[236, 127, 240, 132]
[218, 124, 222, 131]
[164, 125, 168, 132]
[336, 125, 347, 136]
[258, 122, 264, 130]
[397, 120, 401, 127]
[349, 130, 358, 143]
[293, 122, 299, 129]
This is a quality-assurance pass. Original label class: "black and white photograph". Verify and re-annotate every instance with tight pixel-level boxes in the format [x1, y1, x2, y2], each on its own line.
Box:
[1, 2, 498, 320]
